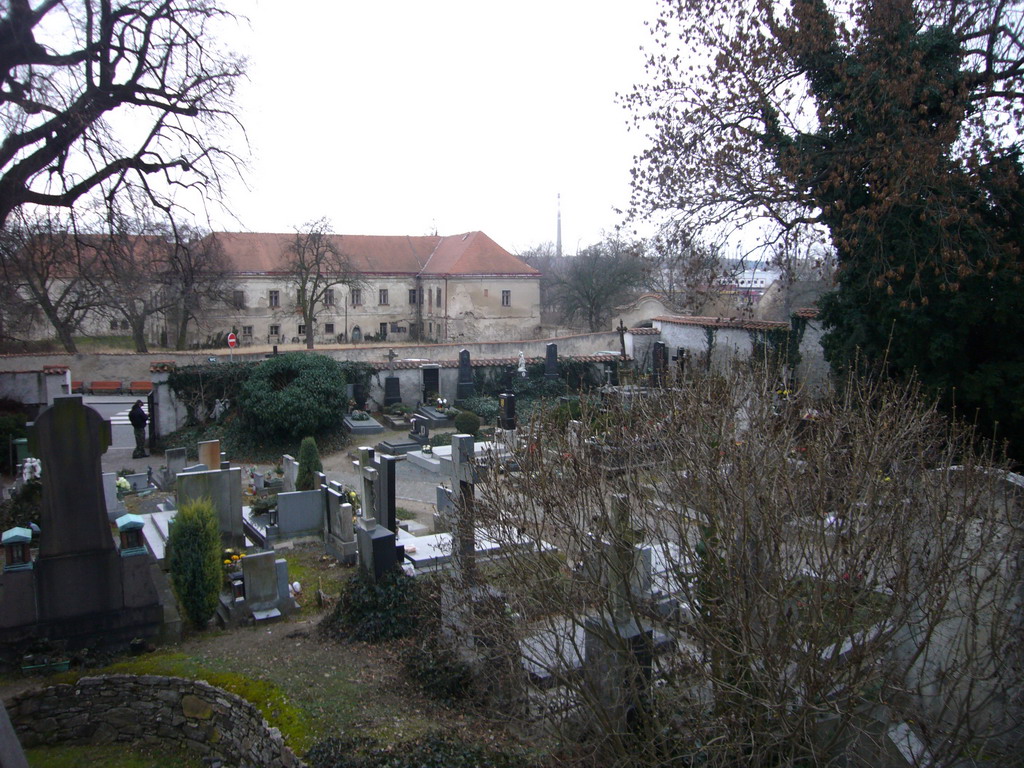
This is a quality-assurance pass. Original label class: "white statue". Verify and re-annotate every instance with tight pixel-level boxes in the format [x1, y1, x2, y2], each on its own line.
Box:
[517, 350, 527, 377]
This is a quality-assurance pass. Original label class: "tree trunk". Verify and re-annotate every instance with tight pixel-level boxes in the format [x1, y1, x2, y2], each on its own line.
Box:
[304, 308, 315, 349]
[131, 320, 149, 353]
[54, 322, 78, 354]
[174, 312, 191, 350]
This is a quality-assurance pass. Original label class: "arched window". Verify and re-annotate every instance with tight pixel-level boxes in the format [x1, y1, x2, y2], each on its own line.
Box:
[436, 287, 442, 306]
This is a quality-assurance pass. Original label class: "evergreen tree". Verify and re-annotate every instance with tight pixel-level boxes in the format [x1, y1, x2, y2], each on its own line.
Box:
[296, 436, 323, 492]
[168, 497, 222, 629]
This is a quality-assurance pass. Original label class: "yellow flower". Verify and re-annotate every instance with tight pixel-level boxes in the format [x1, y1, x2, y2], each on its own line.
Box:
[223, 559, 231, 565]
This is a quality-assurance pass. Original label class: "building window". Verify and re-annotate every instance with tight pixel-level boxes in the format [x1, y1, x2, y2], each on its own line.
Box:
[379, 322, 388, 338]
[110, 319, 119, 331]
[242, 325, 253, 338]
[324, 323, 335, 335]
[409, 288, 418, 305]
[484, 288, 489, 297]
[324, 288, 335, 306]
[350, 288, 362, 306]
[269, 324, 280, 337]
[379, 288, 389, 305]
[121, 319, 130, 330]
[502, 290, 511, 307]
[298, 324, 308, 336]
[269, 290, 280, 308]
[232, 290, 246, 309]
[436, 287, 442, 306]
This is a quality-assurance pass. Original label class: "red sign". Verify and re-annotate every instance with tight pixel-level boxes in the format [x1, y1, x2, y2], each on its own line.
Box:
[226, 332, 237, 348]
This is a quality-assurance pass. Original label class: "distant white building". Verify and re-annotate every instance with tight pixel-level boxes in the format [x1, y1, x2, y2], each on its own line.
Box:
[716, 264, 783, 300]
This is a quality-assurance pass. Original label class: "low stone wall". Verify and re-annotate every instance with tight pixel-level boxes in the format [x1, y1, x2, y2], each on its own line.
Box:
[4, 674, 305, 767]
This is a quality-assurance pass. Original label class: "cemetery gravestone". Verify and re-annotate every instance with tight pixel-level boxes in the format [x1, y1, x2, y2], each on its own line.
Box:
[356, 466, 397, 580]
[421, 364, 440, 404]
[457, 349, 475, 400]
[584, 494, 654, 730]
[177, 467, 244, 549]
[166, 447, 187, 479]
[545, 343, 559, 380]
[384, 348, 402, 407]
[12, 396, 163, 643]
[281, 454, 298, 493]
[197, 440, 221, 472]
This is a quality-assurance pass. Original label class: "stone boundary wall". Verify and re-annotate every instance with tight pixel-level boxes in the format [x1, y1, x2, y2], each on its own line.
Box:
[4, 674, 305, 767]
[0, 331, 620, 381]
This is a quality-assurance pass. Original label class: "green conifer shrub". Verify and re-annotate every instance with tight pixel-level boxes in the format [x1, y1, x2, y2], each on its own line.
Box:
[168, 497, 222, 629]
[296, 436, 323, 491]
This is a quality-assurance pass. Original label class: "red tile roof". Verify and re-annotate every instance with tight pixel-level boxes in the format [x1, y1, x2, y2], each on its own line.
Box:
[213, 231, 538, 278]
[793, 307, 819, 319]
[653, 315, 791, 331]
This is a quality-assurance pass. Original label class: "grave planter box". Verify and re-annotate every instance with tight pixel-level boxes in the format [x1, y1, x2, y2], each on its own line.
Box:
[343, 415, 385, 436]
[381, 414, 410, 431]
[413, 407, 454, 429]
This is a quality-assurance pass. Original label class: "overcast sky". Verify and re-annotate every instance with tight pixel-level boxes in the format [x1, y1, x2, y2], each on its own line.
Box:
[215, 1, 660, 255]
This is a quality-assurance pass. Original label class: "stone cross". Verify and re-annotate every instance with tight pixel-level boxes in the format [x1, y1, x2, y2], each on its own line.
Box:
[447, 433, 479, 584]
[652, 341, 668, 387]
[360, 466, 378, 525]
[617, 318, 628, 360]
[609, 494, 638, 624]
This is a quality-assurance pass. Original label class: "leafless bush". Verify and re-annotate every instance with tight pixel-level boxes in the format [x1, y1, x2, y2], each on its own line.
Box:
[454, 369, 1024, 767]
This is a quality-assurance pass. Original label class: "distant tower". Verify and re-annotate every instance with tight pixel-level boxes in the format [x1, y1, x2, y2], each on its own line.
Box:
[556, 193, 562, 258]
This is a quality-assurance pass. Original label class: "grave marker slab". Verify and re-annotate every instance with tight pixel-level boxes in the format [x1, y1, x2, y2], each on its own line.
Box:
[197, 440, 221, 472]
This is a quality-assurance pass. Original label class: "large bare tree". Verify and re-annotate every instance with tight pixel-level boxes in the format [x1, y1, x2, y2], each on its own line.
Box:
[0, 0, 245, 228]
[161, 225, 234, 350]
[284, 217, 362, 350]
[625, 0, 1024, 456]
[0, 209, 101, 352]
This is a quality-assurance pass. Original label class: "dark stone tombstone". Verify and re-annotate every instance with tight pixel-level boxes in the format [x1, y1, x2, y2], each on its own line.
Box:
[384, 348, 402, 407]
[498, 392, 517, 430]
[24, 396, 162, 638]
[456, 349, 475, 400]
[421, 365, 441, 403]
[545, 343, 559, 380]
[353, 382, 368, 410]
[651, 342, 668, 387]
[384, 377, 402, 407]
[674, 347, 689, 380]
[377, 455, 398, 534]
[356, 466, 397, 581]
[408, 416, 430, 446]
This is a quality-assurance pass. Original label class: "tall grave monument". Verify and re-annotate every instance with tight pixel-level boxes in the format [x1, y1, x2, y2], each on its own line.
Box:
[0, 397, 163, 648]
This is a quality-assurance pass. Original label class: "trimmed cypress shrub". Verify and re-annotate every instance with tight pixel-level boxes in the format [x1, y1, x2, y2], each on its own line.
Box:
[296, 436, 323, 491]
[453, 410, 481, 437]
[168, 497, 222, 629]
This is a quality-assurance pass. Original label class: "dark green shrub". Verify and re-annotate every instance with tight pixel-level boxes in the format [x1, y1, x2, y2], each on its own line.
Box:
[0, 478, 41, 532]
[237, 353, 349, 441]
[306, 733, 537, 768]
[457, 396, 499, 424]
[385, 403, 412, 416]
[296, 436, 323, 491]
[403, 638, 473, 702]
[167, 497, 222, 629]
[453, 410, 481, 437]
[0, 407, 29, 475]
[318, 566, 419, 643]
[167, 361, 257, 426]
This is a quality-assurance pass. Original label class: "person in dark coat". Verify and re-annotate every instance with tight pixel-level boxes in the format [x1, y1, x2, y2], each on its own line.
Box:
[129, 400, 148, 458]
